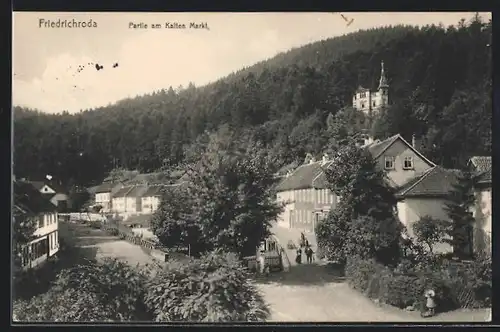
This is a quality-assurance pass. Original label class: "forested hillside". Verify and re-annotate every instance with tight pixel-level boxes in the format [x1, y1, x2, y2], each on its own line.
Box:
[14, 15, 491, 188]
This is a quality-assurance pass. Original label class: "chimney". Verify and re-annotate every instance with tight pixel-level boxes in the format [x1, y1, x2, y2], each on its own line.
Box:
[412, 134, 420, 150]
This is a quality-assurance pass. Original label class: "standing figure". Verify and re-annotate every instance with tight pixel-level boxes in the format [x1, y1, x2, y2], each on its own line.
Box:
[305, 245, 314, 263]
[422, 289, 436, 317]
[259, 250, 267, 276]
[300, 232, 306, 247]
[295, 247, 302, 264]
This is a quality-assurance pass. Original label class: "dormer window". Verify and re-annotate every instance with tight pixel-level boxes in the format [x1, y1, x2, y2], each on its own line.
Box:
[403, 156, 414, 170]
[384, 156, 395, 170]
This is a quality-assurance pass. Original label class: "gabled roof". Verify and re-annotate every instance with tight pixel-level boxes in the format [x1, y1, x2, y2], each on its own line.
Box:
[95, 182, 115, 193]
[396, 166, 459, 199]
[113, 186, 134, 198]
[29, 181, 46, 191]
[25, 180, 67, 195]
[13, 180, 57, 214]
[468, 156, 491, 174]
[143, 185, 164, 197]
[276, 161, 332, 192]
[126, 185, 148, 198]
[366, 134, 436, 167]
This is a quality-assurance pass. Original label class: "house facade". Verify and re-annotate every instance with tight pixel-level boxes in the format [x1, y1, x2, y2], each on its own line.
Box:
[141, 185, 163, 214]
[276, 154, 337, 233]
[395, 166, 458, 254]
[14, 180, 60, 270]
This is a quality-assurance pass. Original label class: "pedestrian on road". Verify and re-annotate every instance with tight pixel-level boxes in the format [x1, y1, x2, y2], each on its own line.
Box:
[305, 245, 314, 263]
[300, 232, 306, 247]
[295, 247, 302, 264]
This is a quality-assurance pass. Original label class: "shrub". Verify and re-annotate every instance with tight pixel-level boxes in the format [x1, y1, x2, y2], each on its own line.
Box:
[144, 251, 270, 322]
[345, 257, 381, 293]
[13, 258, 152, 322]
[380, 274, 421, 309]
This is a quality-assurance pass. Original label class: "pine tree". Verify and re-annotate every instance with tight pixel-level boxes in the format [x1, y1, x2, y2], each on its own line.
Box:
[444, 169, 477, 259]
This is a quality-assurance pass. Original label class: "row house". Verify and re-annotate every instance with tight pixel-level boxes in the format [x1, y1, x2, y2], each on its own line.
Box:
[14, 180, 60, 270]
[275, 154, 337, 232]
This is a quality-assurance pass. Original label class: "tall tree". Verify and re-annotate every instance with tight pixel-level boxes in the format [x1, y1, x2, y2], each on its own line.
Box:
[444, 170, 477, 258]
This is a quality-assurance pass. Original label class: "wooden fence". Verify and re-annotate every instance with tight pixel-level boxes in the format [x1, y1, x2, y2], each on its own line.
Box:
[101, 223, 158, 251]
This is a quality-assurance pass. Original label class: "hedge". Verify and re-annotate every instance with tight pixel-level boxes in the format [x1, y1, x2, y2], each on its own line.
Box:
[345, 256, 491, 313]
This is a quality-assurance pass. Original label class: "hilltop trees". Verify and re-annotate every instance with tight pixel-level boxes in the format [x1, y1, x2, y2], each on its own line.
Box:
[150, 127, 283, 258]
[316, 141, 402, 266]
[13, 16, 491, 187]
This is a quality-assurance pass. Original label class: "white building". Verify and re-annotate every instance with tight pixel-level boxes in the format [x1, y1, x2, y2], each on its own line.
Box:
[14, 180, 59, 270]
[352, 61, 389, 116]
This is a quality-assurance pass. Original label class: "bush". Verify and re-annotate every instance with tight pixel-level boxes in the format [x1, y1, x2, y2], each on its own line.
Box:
[345, 257, 381, 293]
[13, 258, 152, 322]
[143, 251, 270, 322]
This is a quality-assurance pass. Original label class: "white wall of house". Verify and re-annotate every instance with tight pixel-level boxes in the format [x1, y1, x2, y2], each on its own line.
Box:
[96, 192, 112, 212]
[125, 197, 140, 214]
[397, 198, 452, 253]
[141, 196, 161, 214]
[112, 197, 126, 213]
[24, 212, 59, 269]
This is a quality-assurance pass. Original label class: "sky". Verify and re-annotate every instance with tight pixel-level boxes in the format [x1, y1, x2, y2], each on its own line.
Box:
[12, 12, 491, 114]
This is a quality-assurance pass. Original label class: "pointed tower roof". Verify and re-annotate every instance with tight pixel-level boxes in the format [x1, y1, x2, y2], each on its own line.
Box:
[378, 61, 389, 90]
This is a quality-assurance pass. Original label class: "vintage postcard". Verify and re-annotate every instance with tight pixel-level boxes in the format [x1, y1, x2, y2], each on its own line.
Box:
[12, 11, 492, 323]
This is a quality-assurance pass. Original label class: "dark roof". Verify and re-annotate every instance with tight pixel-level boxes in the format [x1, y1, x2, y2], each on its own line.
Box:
[366, 135, 400, 159]
[25, 180, 68, 195]
[396, 166, 460, 198]
[14, 180, 57, 214]
[41, 193, 56, 200]
[95, 182, 115, 193]
[127, 185, 148, 197]
[29, 181, 46, 191]
[476, 168, 492, 185]
[143, 185, 164, 197]
[469, 156, 491, 174]
[113, 186, 133, 198]
[276, 161, 332, 192]
[275, 161, 300, 177]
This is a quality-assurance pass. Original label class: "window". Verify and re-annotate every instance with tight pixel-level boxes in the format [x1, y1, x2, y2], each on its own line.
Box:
[361, 103, 365, 109]
[384, 156, 395, 170]
[403, 156, 414, 170]
[373, 101, 376, 107]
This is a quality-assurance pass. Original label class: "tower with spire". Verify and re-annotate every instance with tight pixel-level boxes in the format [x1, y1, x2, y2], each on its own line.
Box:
[352, 61, 389, 115]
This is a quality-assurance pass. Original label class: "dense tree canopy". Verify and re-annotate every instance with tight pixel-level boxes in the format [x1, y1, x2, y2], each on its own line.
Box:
[150, 127, 283, 258]
[14, 16, 491, 187]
